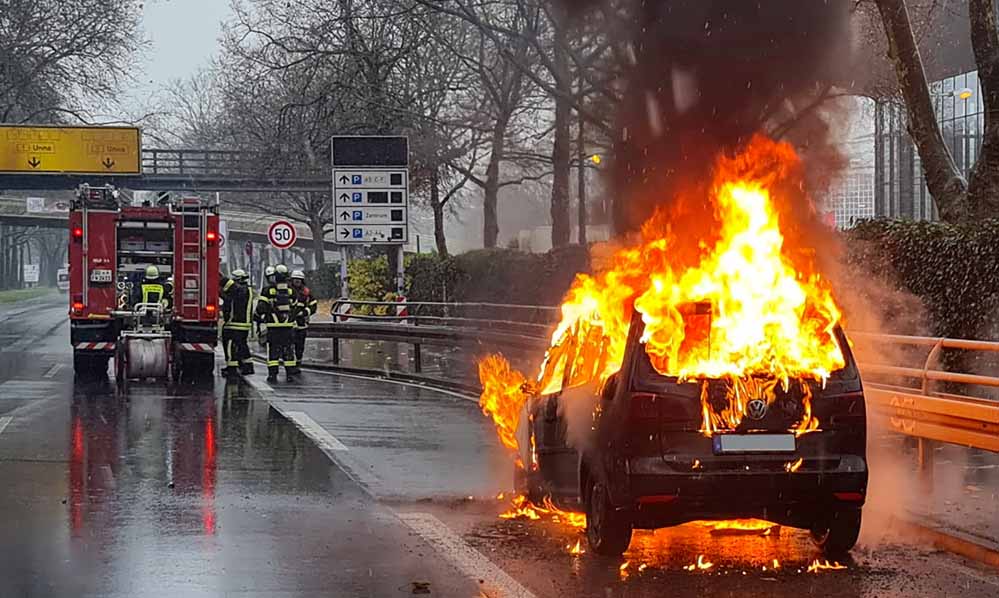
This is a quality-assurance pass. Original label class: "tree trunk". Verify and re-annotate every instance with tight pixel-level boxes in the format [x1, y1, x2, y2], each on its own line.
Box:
[309, 217, 325, 270]
[876, 0, 968, 221]
[966, 0, 999, 219]
[483, 116, 508, 249]
[550, 6, 572, 248]
[429, 165, 449, 257]
[576, 81, 587, 245]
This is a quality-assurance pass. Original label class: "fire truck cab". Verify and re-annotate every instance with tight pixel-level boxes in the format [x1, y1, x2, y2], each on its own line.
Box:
[68, 185, 220, 380]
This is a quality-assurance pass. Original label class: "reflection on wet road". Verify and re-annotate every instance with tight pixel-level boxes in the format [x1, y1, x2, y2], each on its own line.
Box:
[0, 298, 997, 597]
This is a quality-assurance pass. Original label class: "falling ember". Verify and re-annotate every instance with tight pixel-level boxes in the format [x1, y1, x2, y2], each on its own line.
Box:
[785, 457, 804, 473]
[691, 459, 701, 470]
[683, 555, 715, 571]
[773, 559, 781, 570]
[638, 563, 648, 572]
[477, 136, 845, 459]
[567, 539, 584, 555]
[807, 559, 847, 573]
[619, 561, 631, 579]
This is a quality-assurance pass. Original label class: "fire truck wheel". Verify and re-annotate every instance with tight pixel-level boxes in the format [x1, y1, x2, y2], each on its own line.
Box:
[585, 479, 633, 557]
[810, 508, 862, 557]
[178, 352, 215, 381]
[73, 353, 109, 380]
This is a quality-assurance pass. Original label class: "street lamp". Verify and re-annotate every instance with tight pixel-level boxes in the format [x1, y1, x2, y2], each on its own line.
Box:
[956, 87, 973, 101]
[590, 154, 602, 165]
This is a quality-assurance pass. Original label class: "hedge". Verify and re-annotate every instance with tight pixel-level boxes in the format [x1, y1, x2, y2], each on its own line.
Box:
[844, 219, 999, 340]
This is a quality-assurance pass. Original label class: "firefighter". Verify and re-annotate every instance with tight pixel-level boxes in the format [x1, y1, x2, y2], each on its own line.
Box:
[132, 265, 167, 308]
[290, 270, 317, 363]
[256, 264, 300, 382]
[221, 269, 254, 378]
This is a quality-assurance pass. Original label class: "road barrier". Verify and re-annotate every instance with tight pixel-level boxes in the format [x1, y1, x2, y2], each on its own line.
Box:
[310, 301, 999, 458]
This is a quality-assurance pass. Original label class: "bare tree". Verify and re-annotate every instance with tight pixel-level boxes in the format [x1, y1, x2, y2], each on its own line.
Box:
[0, 0, 145, 123]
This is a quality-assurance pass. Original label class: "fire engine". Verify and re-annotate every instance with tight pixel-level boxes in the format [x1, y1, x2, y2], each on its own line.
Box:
[68, 185, 220, 380]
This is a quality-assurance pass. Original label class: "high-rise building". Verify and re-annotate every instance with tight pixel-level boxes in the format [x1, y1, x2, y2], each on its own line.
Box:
[874, 69, 983, 220]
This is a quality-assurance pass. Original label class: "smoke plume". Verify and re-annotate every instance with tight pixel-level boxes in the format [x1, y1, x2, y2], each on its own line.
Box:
[558, 0, 852, 234]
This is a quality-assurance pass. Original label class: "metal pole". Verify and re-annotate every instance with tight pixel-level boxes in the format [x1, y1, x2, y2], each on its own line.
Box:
[395, 244, 405, 294]
[339, 246, 349, 298]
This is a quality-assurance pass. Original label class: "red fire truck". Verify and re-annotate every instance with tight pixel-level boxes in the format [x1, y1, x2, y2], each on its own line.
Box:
[68, 185, 220, 380]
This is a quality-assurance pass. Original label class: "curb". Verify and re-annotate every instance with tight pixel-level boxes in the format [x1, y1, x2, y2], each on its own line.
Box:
[887, 514, 999, 570]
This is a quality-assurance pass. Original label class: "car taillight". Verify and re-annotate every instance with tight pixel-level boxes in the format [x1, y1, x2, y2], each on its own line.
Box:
[72, 226, 83, 240]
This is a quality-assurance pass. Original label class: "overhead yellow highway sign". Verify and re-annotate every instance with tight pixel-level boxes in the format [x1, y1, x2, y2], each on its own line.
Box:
[0, 125, 141, 175]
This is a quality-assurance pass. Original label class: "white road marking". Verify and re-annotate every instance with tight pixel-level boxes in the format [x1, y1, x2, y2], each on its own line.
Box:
[284, 410, 349, 451]
[42, 363, 64, 378]
[0, 416, 11, 436]
[397, 512, 537, 598]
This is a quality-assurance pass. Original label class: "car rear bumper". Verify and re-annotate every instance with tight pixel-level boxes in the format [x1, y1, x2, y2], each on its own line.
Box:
[622, 454, 867, 528]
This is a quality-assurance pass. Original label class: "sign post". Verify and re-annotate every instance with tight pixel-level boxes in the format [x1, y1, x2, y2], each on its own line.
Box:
[332, 136, 409, 293]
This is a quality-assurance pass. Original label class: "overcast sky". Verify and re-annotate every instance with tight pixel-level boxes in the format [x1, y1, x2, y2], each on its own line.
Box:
[122, 0, 234, 111]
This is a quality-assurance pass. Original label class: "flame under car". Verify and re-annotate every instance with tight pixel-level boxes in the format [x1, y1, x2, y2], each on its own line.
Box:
[515, 309, 867, 557]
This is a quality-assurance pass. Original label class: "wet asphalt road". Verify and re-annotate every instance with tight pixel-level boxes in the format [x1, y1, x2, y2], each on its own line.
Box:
[0, 293, 997, 597]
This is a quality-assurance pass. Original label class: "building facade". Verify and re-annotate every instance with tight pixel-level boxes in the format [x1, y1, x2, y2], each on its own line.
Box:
[874, 69, 984, 221]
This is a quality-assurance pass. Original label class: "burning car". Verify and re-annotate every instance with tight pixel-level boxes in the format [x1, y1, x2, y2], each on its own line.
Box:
[478, 136, 867, 558]
[513, 306, 866, 557]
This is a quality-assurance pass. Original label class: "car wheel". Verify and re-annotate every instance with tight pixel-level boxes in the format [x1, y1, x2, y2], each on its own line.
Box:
[585, 479, 632, 556]
[811, 508, 862, 557]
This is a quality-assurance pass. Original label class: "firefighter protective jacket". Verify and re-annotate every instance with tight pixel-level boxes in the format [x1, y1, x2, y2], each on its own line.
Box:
[294, 286, 318, 329]
[256, 283, 299, 328]
[222, 282, 253, 330]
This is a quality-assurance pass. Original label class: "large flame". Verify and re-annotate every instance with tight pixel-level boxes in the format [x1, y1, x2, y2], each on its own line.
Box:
[479, 136, 845, 458]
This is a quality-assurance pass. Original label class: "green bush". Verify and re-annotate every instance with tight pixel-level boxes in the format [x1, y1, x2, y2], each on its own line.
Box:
[845, 219, 999, 339]
[307, 263, 340, 299]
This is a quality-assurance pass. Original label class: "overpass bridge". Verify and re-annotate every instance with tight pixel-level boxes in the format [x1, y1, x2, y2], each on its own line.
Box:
[0, 148, 330, 193]
[0, 196, 337, 252]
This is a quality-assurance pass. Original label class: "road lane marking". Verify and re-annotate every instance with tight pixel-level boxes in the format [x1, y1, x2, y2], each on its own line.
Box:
[285, 410, 349, 451]
[0, 416, 11, 436]
[396, 512, 537, 598]
[42, 363, 63, 378]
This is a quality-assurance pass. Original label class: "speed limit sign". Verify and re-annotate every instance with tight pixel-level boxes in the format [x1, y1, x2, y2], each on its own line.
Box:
[268, 220, 297, 249]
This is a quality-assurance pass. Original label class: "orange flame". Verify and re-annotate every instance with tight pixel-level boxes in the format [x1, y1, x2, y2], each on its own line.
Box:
[499, 494, 586, 528]
[807, 559, 847, 573]
[478, 135, 845, 457]
[683, 555, 715, 571]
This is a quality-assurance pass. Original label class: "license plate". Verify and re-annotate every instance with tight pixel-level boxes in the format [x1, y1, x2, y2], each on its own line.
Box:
[713, 434, 796, 454]
[90, 269, 112, 283]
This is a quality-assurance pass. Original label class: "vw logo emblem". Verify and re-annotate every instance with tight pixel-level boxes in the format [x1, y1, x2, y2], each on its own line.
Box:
[747, 399, 768, 420]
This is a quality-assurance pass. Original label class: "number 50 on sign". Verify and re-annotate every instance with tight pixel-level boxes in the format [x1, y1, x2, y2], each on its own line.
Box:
[268, 220, 297, 249]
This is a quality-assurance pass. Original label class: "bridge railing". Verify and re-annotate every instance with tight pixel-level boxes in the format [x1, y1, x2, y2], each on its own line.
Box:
[142, 148, 327, 179]
[308, 301, 999, 459]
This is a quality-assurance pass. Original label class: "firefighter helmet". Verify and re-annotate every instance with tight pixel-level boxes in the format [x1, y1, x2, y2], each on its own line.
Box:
[275, 264, 289, 275]
[264, 266, 276, 278]
[232, 269, 249, 281]
[144, 265, 160, 280]
[291, 270, 305, 281]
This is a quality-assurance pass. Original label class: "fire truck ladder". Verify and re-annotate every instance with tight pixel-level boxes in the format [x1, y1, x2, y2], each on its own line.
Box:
[177, 197, 207, 319]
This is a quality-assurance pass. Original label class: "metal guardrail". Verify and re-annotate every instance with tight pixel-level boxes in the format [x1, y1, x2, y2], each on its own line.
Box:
[313, 301, 999, 456]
